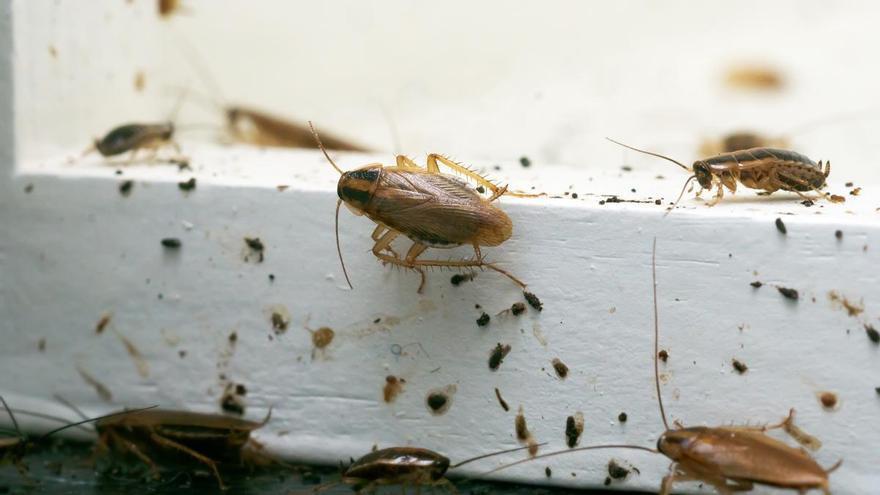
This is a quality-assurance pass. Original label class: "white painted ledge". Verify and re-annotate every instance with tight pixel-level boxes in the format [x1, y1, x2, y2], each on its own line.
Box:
[2, 2, 880, 494]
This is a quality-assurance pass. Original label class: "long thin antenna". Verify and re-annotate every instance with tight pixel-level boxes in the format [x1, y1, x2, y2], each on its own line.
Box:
[663, 175, 697, 217]
[309, 121, 344, 175]
[335, 199, 353, 290]
[607, 137, 692, 172]
[652, 237, 670, 430]
[451, 443, 548, 469]
[36, 405, 158, 442]
[0, 396, 22, 438]
[481, 444, 658, 477]
[10, 409, 93, 433]
[53, 394, 89, 421]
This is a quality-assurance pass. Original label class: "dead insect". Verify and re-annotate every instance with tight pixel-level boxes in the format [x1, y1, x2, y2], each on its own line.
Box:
[319, 444, 542, 493]
[607, 138, 831, 213]
[1, 396, 156, 477]
[95, 408, 272, 489]
[312, 122, 534, 293]
[84, 122, 181, 163]
[485, 238, 841, 494]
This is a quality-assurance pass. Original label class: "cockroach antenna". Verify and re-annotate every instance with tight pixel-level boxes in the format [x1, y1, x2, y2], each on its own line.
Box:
[606, 137, 691, 172]
[35, 405, 158, 442]
[1, 396, 23, 439]
[651, 237, 670, 430]
[310, 121, 354, 289]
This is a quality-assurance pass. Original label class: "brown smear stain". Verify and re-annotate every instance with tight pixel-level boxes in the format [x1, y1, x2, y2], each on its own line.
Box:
[532, 322, 548, 347]
[133, 71, 145, 92]
[515, 406, 539, 456]
[551, 358, 569, 379]
[112, 329, 149, 378]
[158, 0, 183, 18]
[95, 312, 112, 334]
[426, 385, 456, 416]
[723, 64, 785, 91]
[265, 305, 290, 335]
[48, 45, 57, 59]
[76, 365, 113, 402]
[382, 375, 405, 403]
[828, 291, 864, 317]
[828, 194, 846, 204]
[308, 327, 335, 360]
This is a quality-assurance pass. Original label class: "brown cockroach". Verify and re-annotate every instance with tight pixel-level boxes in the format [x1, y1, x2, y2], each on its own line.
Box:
[1, 396, 156, 477]
[311, 122, 535, 293]
[94, 408, 271, 489]
[315, 443, 545, 493]
[608, 138, 831, 212]
[484, 239, 841, 494]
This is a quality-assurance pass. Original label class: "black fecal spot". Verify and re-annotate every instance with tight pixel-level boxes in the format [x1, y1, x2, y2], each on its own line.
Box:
[775, 218, 787, 235]
[777, 287, 799, 300]
[427, 393, 448, 411]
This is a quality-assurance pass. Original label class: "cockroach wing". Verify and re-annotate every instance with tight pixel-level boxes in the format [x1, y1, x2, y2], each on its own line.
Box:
[366, 171, 512, 247]
[686, 428, 828, 488]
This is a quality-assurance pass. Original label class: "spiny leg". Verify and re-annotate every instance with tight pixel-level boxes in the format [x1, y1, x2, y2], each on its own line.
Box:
[106, 430, 160, 479]
[706, 182, 725, 206]
[396, 155, 421, 170]
[149, 432, 226, 490]
[371, 225, 399, 257]
[404, 242, 430, 293]
[371, 230, 401, 262]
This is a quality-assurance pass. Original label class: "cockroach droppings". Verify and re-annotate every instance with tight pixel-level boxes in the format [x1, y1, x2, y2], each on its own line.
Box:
[819, 391, 838, 410]
[119, 180, 134, 196]
[750, 281, 763, 288]
[545, 467, 552, 477]
[565, 412, 584, 448]
[489, 343, 511, 371]
[228, 331, 238, 344]
[476, 312, 491, 327]
[658, 349, 669, 362]
[607, 459, 631, 480]
[494, 387, 510, 411]
[523, 291, 543, 311]
[732, 359, 748, 374]
[95, 312, 112, 334]
[618, 412, 627, 423]
[777, 287, 799, 300]
[383, 375, 405, 403]
[835, 230, 843, 240]
[865, 324, 880, 344]
[178, 177, 197, 191]
[551, 358, 569, 378]
[515, 406, 530, 441]
[426, 385, 455, 415]
[38, 338, 46, 352]
[244, 237, 265, 262]
[161, 238, 182, 249]
[311, 327, 334, 349]
[426, 392, 447, 411]
[270, 312, 289, 334]
[450, 273, 475, 286]
[519, 156, 531, 168]
[775, 217, 787, 235]
[511, 302, 526, 316]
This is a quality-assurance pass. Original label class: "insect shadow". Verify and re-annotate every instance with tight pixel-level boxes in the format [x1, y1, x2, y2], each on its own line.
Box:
[483, 238, 841, 495]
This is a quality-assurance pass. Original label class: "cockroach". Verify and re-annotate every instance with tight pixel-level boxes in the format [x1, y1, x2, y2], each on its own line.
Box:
[484, 238, 841, 494]
[311, 122, 535, 293]
[607, 138, 831, 212]
[1, 396, 155, 476]
[94, 408, 272, 489]
[316, 444, 544, 493]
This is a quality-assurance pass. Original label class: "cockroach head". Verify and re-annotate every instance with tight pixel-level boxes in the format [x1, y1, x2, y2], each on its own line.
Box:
[656, 429, 692, 461]
[692, 161, 713, 189]
[337, 167, 379, 210]
[431, 455, 451, 480]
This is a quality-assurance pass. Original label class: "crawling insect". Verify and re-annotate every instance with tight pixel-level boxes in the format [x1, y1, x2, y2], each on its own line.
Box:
[699, 131, 788, 157]
[485, 239, 841, 494]
[315, 444, 544, 494]
[225, 106, 369, 151]
[94, 408, 272, 489]
[608, 138, 831, 212]
[1, 396, 156, 477]
[311, 122, 536, 293]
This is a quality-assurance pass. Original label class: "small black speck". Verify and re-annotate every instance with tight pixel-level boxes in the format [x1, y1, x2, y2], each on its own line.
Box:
[268, 274, 275, 282]
[621, 165, 632, 172]
[598, 200, 606, 205]
[658, 350, 669, 362]
[618, 412, 627, 422]
[545, 467, 552, 477]
[608, 460, 630, 480]
[178, 350, 187, 358]
[245, 237, 264, 251]
[178, 177, 197, 191]
[775, 217, 787, 235]
[654, 199, 661, 205]
[493, 165, 501, 171]
[866, 324, 880, 344]
[161, 238, 181, 249]
[476, 185, 486, 194]
[511, 302, 526, 316]
[571, 193, 578, 199]
[373, 318, 381, 324]
[750, 281, 763, 288]
[426, 393, 448, 411]
[519, 156, 531, 168]
[801, 199, 814, 207]
[777, 287, 799, 300]
[235, 384, 247, 395]
[630, 188, 636, 193]
[845, 182, 854, 187]
[604, 477, 612, 486]
[24, 183, 34, 193]
[835, 230, 843, 240]
[476, 312, 490, 327]
[875, 387, 880, 396]
[523, 291, 543, 311]
[119, 180, 134, 196]
[732, 359, 748, 374]
[228, 332, 238, 343]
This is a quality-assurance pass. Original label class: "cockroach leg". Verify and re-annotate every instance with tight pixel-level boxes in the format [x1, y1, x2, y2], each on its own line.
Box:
[371, 225, 399, 257]
[372, 230, 402, 261]
[148, 432, 226, 490]
[395, 155, 421, 170]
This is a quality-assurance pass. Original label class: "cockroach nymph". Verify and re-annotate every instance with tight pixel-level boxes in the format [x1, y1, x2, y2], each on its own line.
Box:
[315, 444, 544, 493]
[608, 138, 831, 213]
[311, 122, 535, 293]
[485, 239, 842, 495]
